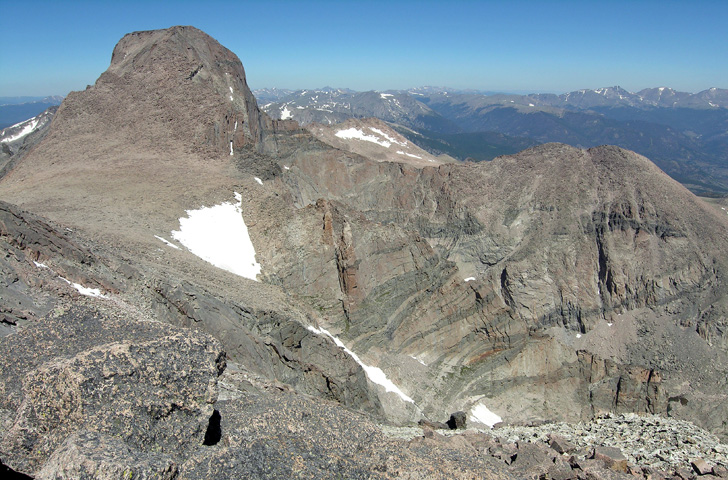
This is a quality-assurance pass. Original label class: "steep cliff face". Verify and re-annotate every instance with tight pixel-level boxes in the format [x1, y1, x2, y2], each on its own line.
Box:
[98, 25, 270, 157]
[258, 142, 728, 432]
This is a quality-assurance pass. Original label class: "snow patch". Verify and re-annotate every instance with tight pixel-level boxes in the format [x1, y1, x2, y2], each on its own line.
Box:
[283, 165, 290, 170]
[335, 127, 390, 147]
[32, 261, 106, 297]
[171, 192, 261, 281]
[470, 403, 502, 428]
[380, 93, 393, 98]
[229, 86, 233, 93]
[254, 177, 263, 185]
[576, 333, 582, 338]
[370, 127, 406, 146]
[409, 355, 427, 366]
[229, 141, 234, 156]
[155, 235, 180, 250]
[464, 277, 476, 282]
[528, 103, 535, 107]
[396, 150, 422, 159]
[1, 117, 39, 143]
[59, 276, 106, 298]
[307, 325, 414, 403]
[280, 106, 292, 120]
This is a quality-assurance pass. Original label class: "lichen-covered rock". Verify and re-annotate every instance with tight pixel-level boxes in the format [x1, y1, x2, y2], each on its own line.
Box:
[178, 387, 516, 479]
[0, 306, 225, 475]
[36, 432, 178, 480]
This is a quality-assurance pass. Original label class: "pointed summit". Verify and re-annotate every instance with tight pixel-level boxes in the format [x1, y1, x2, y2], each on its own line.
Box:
[90, 25, 270, 156]
[0, 26, 281, 240]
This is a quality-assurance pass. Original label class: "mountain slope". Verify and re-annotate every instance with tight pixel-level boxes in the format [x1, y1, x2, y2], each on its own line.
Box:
[420, 95, 728, 196]
[0, 26, 291, 242]
[262, 88, 461, 133]
[306, 117, 449, 166]
[2, 25, 728, 477]
[255, 86, 728, 195]
[0, 105, 57, 178]
[276, 141, 728, 434]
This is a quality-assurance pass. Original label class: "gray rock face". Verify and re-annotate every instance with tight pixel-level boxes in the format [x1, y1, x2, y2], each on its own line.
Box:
[0, 199, 122, 334]
[104, 26, 269, 157]
[267, 140, 728, 434]
[0, 306, 225, 475]
[36, 432, 178, 480]
[151, 279, 385, 418]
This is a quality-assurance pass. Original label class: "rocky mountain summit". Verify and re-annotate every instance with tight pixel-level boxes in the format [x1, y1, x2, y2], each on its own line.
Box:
[1, 26, 727, 478]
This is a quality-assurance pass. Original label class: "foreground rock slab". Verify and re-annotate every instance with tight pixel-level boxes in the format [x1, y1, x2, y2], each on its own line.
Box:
[0, 305, 225, 476]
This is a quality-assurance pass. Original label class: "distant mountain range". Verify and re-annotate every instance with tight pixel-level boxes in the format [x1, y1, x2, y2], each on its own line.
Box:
[0, 96, 64, 129]
[254, 86, 728, 196]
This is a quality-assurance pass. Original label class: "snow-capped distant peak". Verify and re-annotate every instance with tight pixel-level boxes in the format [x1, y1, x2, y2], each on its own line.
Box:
[0, 116, 40, 143]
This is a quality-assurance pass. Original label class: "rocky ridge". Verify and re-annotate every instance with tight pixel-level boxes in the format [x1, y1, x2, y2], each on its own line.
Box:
[306, 117, 450, 167]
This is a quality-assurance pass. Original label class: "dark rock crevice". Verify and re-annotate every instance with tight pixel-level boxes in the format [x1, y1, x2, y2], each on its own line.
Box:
[202, 410, 221, 446]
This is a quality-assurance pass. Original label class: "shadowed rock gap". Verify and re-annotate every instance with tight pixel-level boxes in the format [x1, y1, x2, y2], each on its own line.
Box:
[203, 409, 222, 446]
[0, 459, 33, 479]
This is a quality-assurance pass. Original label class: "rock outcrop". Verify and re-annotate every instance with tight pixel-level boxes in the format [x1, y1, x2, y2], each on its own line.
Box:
[266, 141, 728, 434]
[0, 305, 225, 476]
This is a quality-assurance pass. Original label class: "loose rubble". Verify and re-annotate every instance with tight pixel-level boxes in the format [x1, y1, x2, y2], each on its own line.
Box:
[384, 412, 728, 478]
[491, 412, 728, 474]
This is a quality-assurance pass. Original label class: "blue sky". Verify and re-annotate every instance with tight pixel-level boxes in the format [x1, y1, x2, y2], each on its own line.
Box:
[1, 0, 726, 97]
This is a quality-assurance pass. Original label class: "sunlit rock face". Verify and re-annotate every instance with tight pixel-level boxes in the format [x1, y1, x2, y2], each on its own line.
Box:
[1, 25, 727, 467]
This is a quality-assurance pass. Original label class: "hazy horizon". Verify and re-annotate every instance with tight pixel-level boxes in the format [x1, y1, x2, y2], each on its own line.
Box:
[1, 0, 727, 97]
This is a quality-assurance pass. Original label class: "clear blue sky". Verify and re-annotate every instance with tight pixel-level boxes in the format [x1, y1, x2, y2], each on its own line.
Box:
[1, 0, 726, 97]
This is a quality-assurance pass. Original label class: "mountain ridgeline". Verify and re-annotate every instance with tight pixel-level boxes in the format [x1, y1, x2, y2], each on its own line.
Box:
[257, 85, 728, 196]
[1, 26, 727, 478]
